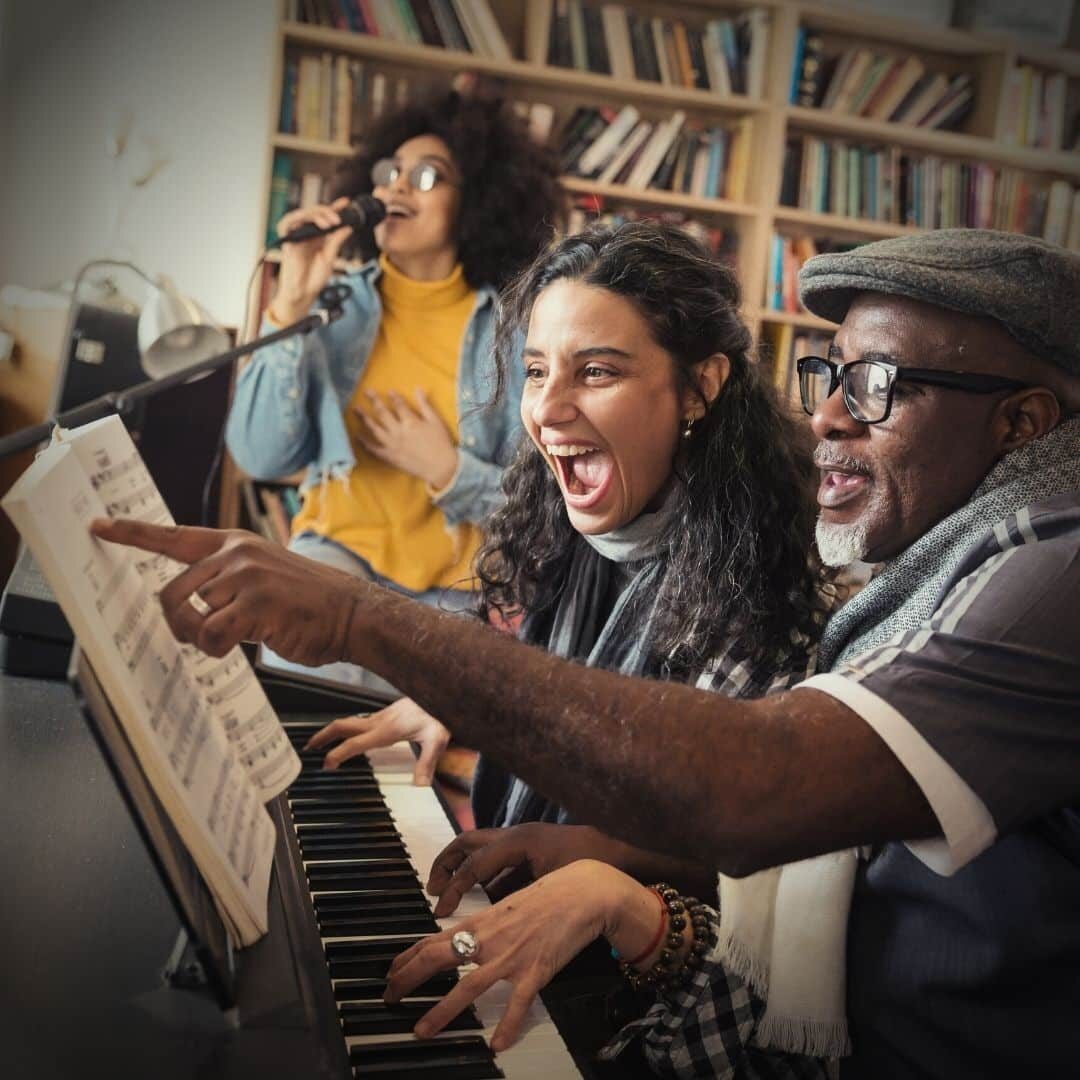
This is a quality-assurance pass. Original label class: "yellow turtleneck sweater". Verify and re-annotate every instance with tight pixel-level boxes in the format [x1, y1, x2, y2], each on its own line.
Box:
[291, 256, 481, 593]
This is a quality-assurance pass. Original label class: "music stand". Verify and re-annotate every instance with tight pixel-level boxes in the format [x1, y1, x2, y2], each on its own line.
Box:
[68, 646, 237, 1011]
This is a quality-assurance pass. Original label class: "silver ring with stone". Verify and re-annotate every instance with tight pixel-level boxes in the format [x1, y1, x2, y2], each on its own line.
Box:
[189, 591, 213, 616]
[450, 929, 479, 961]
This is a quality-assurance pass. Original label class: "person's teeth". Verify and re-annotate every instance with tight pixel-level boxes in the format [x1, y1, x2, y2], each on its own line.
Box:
[546, 444, 597, 457]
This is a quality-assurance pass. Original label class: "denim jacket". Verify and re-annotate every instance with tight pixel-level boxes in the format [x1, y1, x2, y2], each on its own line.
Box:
[225, 259, 524, 526]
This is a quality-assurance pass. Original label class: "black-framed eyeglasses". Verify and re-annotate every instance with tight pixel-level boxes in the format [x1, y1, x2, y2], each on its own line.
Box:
[371, 158, 455, 193]
[796, 356, 1028, 424]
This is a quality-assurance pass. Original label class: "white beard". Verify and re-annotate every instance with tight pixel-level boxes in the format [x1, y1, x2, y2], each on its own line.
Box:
[816, 516, 871, 568]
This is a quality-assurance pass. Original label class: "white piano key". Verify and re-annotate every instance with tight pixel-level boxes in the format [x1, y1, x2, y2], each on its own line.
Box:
[353, 744, 580, 1078]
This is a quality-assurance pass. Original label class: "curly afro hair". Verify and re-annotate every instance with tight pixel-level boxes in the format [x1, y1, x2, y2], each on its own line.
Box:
[331, 91, 564, 290]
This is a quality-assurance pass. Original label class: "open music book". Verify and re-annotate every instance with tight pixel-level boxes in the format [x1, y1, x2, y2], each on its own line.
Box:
[2, 415, 300, 947]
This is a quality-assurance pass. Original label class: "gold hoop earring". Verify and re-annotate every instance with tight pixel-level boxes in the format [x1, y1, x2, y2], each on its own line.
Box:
[682, 416, 695, 440]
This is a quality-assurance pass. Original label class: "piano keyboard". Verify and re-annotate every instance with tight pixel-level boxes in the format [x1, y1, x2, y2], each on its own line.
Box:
[283, 721, 581, 1079]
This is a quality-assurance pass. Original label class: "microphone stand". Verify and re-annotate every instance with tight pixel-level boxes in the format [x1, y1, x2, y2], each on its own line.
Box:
[0, 295, 347, 461]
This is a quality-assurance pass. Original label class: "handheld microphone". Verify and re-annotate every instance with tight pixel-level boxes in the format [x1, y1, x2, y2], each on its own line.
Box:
[278, 195, 386, 245]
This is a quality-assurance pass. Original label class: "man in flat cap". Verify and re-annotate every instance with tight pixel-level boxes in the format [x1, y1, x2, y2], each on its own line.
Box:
[95, 229, 1080, 1076]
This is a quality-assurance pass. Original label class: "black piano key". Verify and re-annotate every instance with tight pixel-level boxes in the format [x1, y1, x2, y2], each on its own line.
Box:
[308, 864, 421, 893]
[315, 890, 430, 915]
[290, 768, 381, 783]
[326, 937, 423, 979]
[291, 805, 394, 824]
[289, 777, 382, 794]
[339, 1000, 482, 1036]
[333, 974, 458, 1001]
[349, 1036, 503, 1079]
[320, 911, 440, 937]
[295, 829, 406, 846]
[290, 792, 388, 808]
[296, 823, 403, 840]
[301, 840, 408, 861]
[295, 751, 375, 773]
[292, 796, 387, 811]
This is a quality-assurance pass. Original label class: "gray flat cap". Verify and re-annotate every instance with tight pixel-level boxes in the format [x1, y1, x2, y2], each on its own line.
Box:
[799, 228, 1080, 376]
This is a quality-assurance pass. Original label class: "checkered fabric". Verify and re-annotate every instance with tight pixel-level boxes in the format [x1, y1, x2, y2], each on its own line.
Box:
[599, 918, 829, 1079]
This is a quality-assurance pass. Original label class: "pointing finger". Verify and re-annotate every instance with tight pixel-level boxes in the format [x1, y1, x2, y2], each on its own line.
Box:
[91, 519, 227, 564]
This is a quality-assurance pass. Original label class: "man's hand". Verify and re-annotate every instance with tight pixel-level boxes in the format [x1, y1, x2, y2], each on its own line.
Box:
[353, 389, 459, 490]
[304, 698, 450, 785]
[426, 823, 625, 917]
[89, 520, 360, 666]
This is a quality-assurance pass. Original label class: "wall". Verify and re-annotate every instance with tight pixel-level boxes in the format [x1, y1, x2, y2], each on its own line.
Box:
[0, 0, 279, 329]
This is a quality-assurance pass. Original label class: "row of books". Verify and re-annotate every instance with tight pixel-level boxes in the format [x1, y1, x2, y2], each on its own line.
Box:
[290, 0, 511, 59]
[766, 234, 856, 316]
[560, 106, 752, 202]
[529, 1, 770, 99]
[791, 32, 974, 131]
[280, 52, 364, 143]
[780, 136, 1080, 244]
[999, 65, 1077, 152]
[279, 53, 422, 145]
[565, 198, 738, 263]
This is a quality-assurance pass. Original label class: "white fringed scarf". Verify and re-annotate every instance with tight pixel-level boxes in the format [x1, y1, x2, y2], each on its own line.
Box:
[716, 416, 1080, 1060]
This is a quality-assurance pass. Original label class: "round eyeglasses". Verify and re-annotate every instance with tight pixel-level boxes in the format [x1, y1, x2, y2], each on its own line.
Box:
[370, 158, 453, 193]
[796, 356, 1028, 424]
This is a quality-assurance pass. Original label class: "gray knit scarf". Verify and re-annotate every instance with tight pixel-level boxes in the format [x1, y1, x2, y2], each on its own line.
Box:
[819, 416, 1080, 672]
[490, 507, 671, 828]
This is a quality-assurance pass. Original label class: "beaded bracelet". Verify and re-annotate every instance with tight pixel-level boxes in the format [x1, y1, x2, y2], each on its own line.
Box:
[618, 883, 710, 992]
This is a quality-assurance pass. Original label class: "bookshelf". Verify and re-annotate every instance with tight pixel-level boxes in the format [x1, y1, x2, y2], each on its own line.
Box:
[248, 0, 1079, 431]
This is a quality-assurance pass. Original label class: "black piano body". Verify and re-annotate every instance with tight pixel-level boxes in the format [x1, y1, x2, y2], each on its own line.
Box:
[1, 663, 638, 1080]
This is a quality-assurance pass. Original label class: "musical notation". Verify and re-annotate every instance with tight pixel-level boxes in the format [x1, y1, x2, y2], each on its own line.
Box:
[89, 450, 140, 489]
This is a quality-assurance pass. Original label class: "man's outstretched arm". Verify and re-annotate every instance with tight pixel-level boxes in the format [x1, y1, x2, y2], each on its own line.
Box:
[90, 520, 936, 874]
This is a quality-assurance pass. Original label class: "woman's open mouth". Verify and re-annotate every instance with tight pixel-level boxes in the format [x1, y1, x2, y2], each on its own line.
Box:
[546, 443, 614, 509]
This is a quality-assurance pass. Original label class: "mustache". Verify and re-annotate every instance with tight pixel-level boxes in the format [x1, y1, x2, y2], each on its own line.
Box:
[813, 443, 873, 476]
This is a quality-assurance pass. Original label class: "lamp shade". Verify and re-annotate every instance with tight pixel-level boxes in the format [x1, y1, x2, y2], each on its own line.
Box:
[137, 277, 230, 379]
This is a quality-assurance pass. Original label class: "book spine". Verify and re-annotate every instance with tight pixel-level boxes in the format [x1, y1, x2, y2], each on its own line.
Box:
[685, 27, 711, 93]
[410, 0, 445, 46]
[333, 54, 351, 144]
[267, 152, 294, 248]
[671, 21, 695, 89]
[796, 32, 825, 108]
[568, 0, 588, 70]
[704, 22, 732, 96]
[789, 26, 806, 105]
[582, 4, 610, 74]
[430, 0, 468, 51]
[524, 0, 553, 64]
[550, 0, 572, 66]
[279, 56, 298, 134]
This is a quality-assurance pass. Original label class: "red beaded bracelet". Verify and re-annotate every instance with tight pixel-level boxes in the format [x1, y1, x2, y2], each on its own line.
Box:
[621, 887, 668, 967]
[619, 883, 711, 993]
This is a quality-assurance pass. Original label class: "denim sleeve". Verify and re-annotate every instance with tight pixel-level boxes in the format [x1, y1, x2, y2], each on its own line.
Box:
[432, 448, 507, 525]
[225, 317, 322, 479]
[434, 333, 527, 526]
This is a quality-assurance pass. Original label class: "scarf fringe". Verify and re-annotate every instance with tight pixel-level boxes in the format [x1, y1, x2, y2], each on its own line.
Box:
[754, 1015, 852, 1059]
[714, 929, 770, 998]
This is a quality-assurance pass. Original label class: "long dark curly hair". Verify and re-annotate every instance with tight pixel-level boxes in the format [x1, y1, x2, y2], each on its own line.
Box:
[331, 92, 563, 290]
[477, 222, 828, 674]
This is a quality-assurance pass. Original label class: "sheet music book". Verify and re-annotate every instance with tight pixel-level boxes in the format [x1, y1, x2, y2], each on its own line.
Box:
[2, 415, 301, 947]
